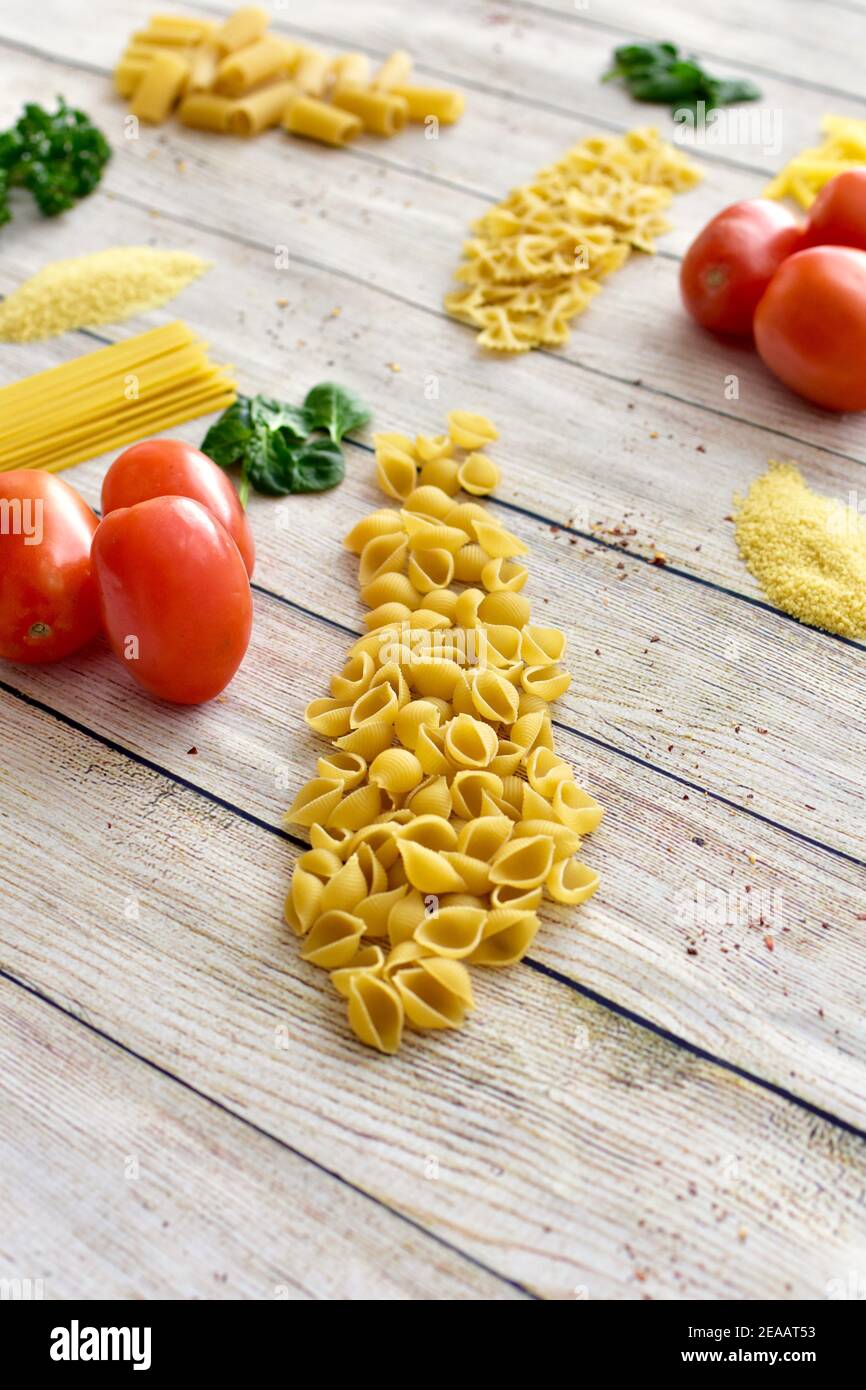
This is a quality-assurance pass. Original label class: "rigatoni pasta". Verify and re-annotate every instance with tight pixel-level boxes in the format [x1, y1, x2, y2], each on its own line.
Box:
[113, 10, 463, 146]
[284, 413, 603, 1053]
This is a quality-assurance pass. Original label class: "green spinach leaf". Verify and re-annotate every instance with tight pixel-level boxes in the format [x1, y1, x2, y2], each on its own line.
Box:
[303, 382, 372, 443]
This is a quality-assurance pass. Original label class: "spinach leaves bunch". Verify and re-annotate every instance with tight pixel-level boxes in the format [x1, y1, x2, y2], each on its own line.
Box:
[603, 42, 761, 116]
[202, 383, 371, 504]
[0, 97, 111, 226]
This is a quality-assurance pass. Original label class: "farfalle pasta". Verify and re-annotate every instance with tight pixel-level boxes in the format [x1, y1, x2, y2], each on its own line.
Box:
[445, 128, 700, 352]
[284, 412, 603, 1052]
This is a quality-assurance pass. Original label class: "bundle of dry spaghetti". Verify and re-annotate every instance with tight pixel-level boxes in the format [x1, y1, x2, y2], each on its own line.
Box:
[0, 321, 236, 473]
[445, 127, 700, 352]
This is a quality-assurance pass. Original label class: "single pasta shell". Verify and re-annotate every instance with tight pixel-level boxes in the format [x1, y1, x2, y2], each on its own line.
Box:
[489, 834, 555, 889]
[355, 884, 408, 937]
[469, 910, 539, 966]
[347, 974, 404, 1053]
[414, 905, 487, 959]
[330, 944, 385, 997]
[547, 858, 600, 905]
[319, 853, 368, 913]
[447, 410, 499, 449]
[300, 910, 365, 969]
[394, 965, 468, 1029]
[284, 777, 343, 829]
[398, 840, 467, 893]
[458, 452, 500, 496]
[553, 782, 605, 834]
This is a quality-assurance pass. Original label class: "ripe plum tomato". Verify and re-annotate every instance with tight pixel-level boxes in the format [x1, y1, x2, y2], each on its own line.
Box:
[0, 470, 100, 664]
[802, 171, 866, 253]
[754, 245, 866, 412]
[91, 496, 253, 704]
[680, 199, 804, 336]
[101, 437, 255, 577]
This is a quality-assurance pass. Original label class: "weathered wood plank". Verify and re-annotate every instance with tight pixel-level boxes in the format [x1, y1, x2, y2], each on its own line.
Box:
[0, 980, 521, 1299]
[4, 581, 865, 1126]
[1, 688, 864, 1299]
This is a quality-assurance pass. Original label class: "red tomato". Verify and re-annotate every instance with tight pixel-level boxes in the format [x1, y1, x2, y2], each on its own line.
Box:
[101, 438, 255, 577]
[802, 171, 866, 253]
[754, 246, 866, 412]
[0, 470, 100, 664]
[680, 199, 804, 336]
[92, 496, 253, 704]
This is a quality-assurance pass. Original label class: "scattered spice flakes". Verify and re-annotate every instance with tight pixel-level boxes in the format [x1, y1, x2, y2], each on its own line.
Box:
[686, 946, 698, 956]
[330, 306, 342, 317]
[275, 297, 288, 308]
[746, 852, 757, 865]
[651, 552, 668, 566]
[764, 935, 775, 951]
[756, 727, 768, 735]
[386, 361, 401, 372]
[692, 836, 705, 846]
[737, 1227, 748, 1243]
[696, 444, 706, 453]
[187, 746, 198, 755]
[649, 430, 659, 439]
[649, 634, 660, 643]
[175, 158, 187, 173]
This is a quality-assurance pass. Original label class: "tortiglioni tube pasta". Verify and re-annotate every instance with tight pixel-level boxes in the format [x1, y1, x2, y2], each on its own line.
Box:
[130, 50, 189, 122]
[332, 52, 371, 87]
[331, 84, 408, 136]
[229, 80, 296, 136]
[390, 84, 465, 124]
[283, 96, 361, 146]
[216, 35, 294, 95]
[216, 5, 269, 53]
[187, 43, 219, 93]
[179, 92, 236, 133]
[293, 48, 333, 96]
[373, 50, 413, 90]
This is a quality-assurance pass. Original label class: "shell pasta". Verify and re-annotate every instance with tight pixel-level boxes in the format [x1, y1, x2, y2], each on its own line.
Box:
[284, 412, 603, 1053]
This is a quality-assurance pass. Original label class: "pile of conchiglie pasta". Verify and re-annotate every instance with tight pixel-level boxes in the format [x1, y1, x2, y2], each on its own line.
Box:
[284, 411, 603, 1053]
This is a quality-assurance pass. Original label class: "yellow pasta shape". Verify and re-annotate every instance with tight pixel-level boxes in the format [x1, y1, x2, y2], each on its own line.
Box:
[390, 84, 465, 125]
[395, 959, 474, 1028]
[479, 591, 531, 627]
[216, 6, 269, 53]
[375, 445, 417, 500]
[407, 775, 452, 818]
[147, 15, 217, 42]
[332, 52, 371, 86]
[373, 50, 413, 91]
[187, 43, 219, 93]
[331, 944, 385, 996]
[283, 95, 361, 146]
[490, 835, 555, 890]
[131, 50, 189, 122]
[343, 508, 404, 554]
[472, 518, 528, 559]
[347, 974, 404, 1053]
[228, 80, 296, 135]
[284, 411, 602, 1052]
[317, 750, 367, 790]
[369, 748, 424, 795]
[471, 668, 521, 723]
[332, 84, 409, 137]
[552, 782, 605, 834]
[285, 777, 344, 829]
[216, 37, 293, 95]
[469, 909, 539, 966]
[178, 92, 235, 132]
[521, 664, 571, 701]
[447, 410, 499, 449]
[404, 485, 454, 519]
[414, 905, 486, 959]
[398, 840, 466, 894]
[419, 456, 461, 494]
[444, 714, 498, 769]
[293, 48, 333, 96]
[300, 909, 365, 969]
[458, 452, 500, 496]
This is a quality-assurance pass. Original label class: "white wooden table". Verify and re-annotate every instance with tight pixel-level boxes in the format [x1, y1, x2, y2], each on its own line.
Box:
[1, 0, 864, 1301]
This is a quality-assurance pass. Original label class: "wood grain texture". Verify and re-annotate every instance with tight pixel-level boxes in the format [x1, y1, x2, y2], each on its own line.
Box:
[0, 981, 520, 1299]
[1, 190, 863, 861]
[1, 690, 864, 1301]
[5, 566, 864, 1126]
[0, 0, 864, 1299]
